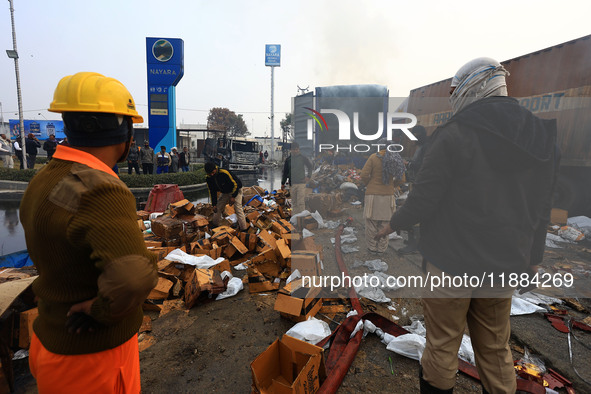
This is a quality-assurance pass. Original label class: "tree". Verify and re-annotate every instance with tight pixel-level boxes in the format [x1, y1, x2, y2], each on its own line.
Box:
[280, 113, 293, 162]
[207, 107, 250, 137]
[280, 113, 293, 138]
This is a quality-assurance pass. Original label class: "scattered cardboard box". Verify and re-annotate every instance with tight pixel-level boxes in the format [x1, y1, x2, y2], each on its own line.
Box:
[139, 315, 152, 333]
[258, 230, 278, 250]
[551, 208, 568, 225]
[148, 277, 174, 300]
[18, 307, 38, 349]
[251, 335, 326, 394]
[271, 219, 295, 235]
[151, 216, 184, 240]
[274, 279, 322, 322]
[184, 269, 225, 308]
[291, 251, 322, 278]
[255, 215, 274, 231]
[247, 267, 279, 293]
[296, 215, 318, 231]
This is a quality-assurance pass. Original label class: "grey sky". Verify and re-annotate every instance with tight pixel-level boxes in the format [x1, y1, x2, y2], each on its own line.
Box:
[1, 0, 590, 137]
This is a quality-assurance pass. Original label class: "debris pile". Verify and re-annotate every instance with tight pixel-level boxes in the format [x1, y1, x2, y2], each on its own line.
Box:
[307, 165, 364, 209]
[137, 187, 328, 319]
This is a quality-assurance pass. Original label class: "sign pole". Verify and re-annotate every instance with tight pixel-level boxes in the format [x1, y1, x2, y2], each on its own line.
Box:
[265, 44, 280, 163]
[270, 66, 274, 162]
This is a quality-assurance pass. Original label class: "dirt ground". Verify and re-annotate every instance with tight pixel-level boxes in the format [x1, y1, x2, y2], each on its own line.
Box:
[11, 201, 591, 393]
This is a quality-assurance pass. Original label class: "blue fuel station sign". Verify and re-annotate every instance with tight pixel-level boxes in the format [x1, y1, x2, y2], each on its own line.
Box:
[265, 44, 281, 67]
[146, 37, 184, 150]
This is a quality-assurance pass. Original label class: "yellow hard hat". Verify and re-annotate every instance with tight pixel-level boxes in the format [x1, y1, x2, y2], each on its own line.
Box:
[49, 72, 143, 123]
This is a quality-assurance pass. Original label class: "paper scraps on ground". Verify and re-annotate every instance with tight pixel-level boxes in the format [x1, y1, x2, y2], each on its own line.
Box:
[511, 296, 546, 316]
[403, 319, 426, 337]
[389, 232, 403, 240]
[510, 290, 562, 316]
[216, 271, 243, 300]
[567, 215, 591, 237]
[310, 210, 326, 228]
[289, 209, 327, 229]
[354, 280, 391, 303]
[558, 226, 585, 242]
[165, 249, 226, 268]
[340, 245, 359, 254]
[285, 317, 331, 345]
[324, 220, 340, 229]
[286, 269, 301, 284]
[302, 228, 315, 238]
[353, 259, 388, 272]
[386, 334, 426, 361]
[346, 316, 476, 365]
[545, 232, 574, 249]
[331, 234, 358, 244]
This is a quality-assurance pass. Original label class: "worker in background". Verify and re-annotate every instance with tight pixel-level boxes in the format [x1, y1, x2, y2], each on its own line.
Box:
[397, 125, 428, 255]
[156, 145, 171, 174]
[179, 146, 191, 172]
[376, 58, 559, 393]
[361, 137, 405, 254]
[127, 140, 141, 174]
[169, 147, 179, 173]
[204, 161, 248, 231]
[281, 141, 314, 214]
[25, 133, 41, 169]
[140, 141, 154, 174]
[0, 133, 14, 168]
[42, 134, 58, 161]
[13, 139, 23, 169]
[20, 72, 158, 393]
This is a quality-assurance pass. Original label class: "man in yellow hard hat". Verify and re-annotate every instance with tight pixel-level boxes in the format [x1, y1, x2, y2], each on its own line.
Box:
[20, 72, 158, 393]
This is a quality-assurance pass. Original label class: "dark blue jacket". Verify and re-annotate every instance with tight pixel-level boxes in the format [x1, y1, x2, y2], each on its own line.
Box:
[390, 97, 559, 275]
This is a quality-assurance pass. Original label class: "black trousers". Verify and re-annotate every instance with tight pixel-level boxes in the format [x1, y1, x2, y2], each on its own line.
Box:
[128, 160, 140, 174]
[142, 163, 154, 174]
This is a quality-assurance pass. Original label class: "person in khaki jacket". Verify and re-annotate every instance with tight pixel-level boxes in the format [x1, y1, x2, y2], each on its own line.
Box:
[0, 133, 14, 168]
[360, 138, 405, 254]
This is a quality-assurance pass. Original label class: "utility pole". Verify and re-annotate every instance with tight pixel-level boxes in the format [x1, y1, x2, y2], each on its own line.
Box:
[265, 44, 280, 163]
[7, 0, 27, 168]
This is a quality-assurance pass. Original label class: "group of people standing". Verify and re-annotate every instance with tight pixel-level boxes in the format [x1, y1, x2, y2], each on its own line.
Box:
[0, 132, 59, 169]
[0, 133, 192, 175]
[124, 142, 191, 175]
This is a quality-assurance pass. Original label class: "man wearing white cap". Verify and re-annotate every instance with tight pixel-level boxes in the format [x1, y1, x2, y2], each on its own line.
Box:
[377, 58, 559, 393]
